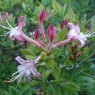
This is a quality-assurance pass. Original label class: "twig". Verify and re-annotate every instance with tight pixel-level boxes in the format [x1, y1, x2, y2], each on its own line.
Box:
[65, 50, 95, 70]
[80, 70, 95, 79]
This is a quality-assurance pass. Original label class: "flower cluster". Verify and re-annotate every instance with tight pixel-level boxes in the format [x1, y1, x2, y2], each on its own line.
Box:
[0, 10, 95, 83]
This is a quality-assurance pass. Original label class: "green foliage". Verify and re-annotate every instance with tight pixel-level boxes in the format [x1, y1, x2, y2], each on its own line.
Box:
[9, 86, 20, 95]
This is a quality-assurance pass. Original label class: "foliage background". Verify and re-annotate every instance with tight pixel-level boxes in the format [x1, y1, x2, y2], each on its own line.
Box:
[0, 0, 95, 95]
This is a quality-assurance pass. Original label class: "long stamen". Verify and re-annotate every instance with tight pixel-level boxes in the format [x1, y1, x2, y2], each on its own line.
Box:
[11, 73, 23, 82]
[0, 24, 11, 30]
[12, 66, 27, 77]
[84, 29, 95, 35]
[0, 31, 11, 37]
[21, 33, 42, 47]
[84, 29, 94, 34]
[12, 64, 32, 77]
[84, 31, 95, 37]
[10, 70, 25, 82]
[0, 34, 7, 36]
[6, 19, 14, 29]
[17, 71, 25, 84]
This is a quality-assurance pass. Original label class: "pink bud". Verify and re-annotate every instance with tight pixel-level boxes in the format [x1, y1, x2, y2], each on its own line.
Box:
[61, 19, 68, 29]
[6, 12, 9, 20]
[47, 24, 56, 43]
[39, 10, 47, 42]
[34, 29, 40, 40]
[39, 10, 46, 25]
[34, 29, 46, 47]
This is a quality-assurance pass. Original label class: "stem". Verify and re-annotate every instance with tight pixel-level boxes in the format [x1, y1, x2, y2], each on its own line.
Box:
[0, 35, 7, 36]
[80, 70, 95, 79]
[22, 33, 46, 52]
[0, 24, 11, 30]
[78, 50, 95, 66]
[37, 38, 46, 47]
[6, 19, 14, 29]
[21, 32, 42, 47]
[73, 56, 77, 69]
[52, 39, 71, 48]
[41, 24, 46, 43]
[47, 41, 52, 50]
[65, 50, 95, 70]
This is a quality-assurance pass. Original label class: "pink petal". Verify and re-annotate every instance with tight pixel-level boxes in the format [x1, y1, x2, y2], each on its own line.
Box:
[18, 16, 25, 30]
[15, 34, 24, 41]
[68, 23, 75, 29]
[18, 65, 25, 72]
[9, 27, 25, 42]
[15, 56, 27, 65]
[30, 68, 41, 78]
[9, 33, 15, 40]
[68, 23, 80, 34]
[25, 69, 31, 76]
[67, 29, 78, 39]
[78, 39, 86, 48]
[74, 25, 80, 34]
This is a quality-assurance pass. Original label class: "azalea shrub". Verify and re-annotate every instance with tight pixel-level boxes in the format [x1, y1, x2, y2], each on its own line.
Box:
[1, 0, 95, 95]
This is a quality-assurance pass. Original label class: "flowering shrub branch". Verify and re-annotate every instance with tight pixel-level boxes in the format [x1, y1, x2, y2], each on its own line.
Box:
[0, 7, 95, 94]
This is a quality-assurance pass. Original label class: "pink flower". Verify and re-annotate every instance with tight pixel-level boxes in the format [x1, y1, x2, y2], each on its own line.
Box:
[9, 16, 25, 41]
[3, 15, 42, 48]
[67, 23, 87, 48]
[10, 56, 41, 83]
[47, 24, 56, 49]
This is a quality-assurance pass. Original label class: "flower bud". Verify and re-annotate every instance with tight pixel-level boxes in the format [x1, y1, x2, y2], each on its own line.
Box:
[47, 24, 56, 43]
[34, 29, 40, 40]
[6, 12, 9, 20]
[41, 52, 47, 60]
[61, 19, 68, 29]
[34, 29, 46, 47]
[39, 10, 46, 25]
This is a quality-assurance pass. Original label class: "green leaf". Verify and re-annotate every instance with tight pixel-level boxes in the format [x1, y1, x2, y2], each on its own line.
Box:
[62, 4, 67, 17]
[55, 30, 67, 41]
[64, 5, 75, 21]
[21, 49, 33, 55]
[91, 15, 95, 31]
[25, 55, 36, 60]
[52, 0, 62, 16]
[42, 70, 51, 81]
[52, 63, 61, 80]
[81, 0, 89, 6]
[79, 14, 87, 31]
[42, 0, 51, 6]
[47, 85, 58, 95]
[60, 82, 80, 92]
[20, 88, 32, 95]
[30, 80, 41, 86]
[9, 86, 20, 95]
